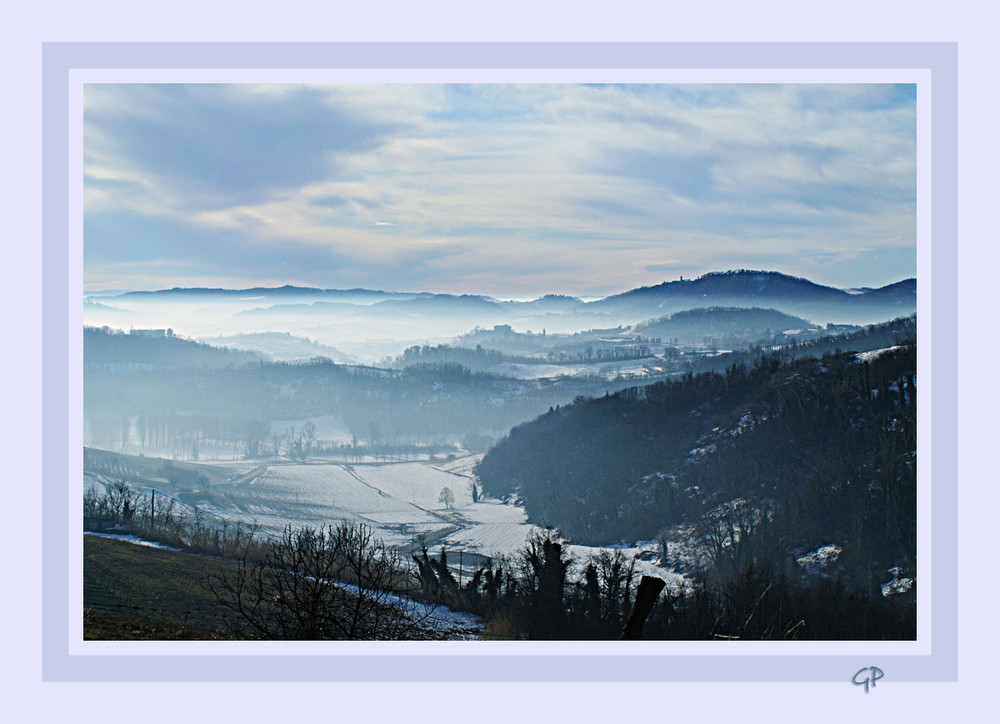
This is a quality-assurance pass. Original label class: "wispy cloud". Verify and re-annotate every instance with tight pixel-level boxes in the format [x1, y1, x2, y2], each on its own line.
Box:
[84, 83, 915, 295]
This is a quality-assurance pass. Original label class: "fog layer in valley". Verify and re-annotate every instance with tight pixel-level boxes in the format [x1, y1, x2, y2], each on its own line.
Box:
[83, 270, 916, 566]
[84, 270, 916, 364]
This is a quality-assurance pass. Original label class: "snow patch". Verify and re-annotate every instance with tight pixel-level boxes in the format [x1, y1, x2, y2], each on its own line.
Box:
[84, 531, 183, 551]
[686, 443, 716, 461]
[881, 567, 914, 598]
[855, 346, 904, 364]
[796, 544, 842, 574]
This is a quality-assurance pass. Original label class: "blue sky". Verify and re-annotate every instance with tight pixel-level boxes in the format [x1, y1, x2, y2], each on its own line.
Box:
[83, 83, 916, 297]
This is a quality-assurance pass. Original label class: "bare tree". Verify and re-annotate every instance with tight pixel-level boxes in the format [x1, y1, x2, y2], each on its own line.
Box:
[301, 421, 317, 457]
[697, 499, 772, 583]
[96, 479, 140, 525]
[593, 548, 638, 618]
[208, 522, 431, 640]
[438, 486, 455, 509]
[83, 484, 104, 522]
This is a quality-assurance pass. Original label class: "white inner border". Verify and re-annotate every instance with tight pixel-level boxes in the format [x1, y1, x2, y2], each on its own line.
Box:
[68, 66, 931, 659]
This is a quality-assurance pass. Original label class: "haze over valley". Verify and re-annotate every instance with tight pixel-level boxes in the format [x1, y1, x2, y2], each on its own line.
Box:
[85, 269, 915, 364]
[82, 82, 917, 641]
[84, 268, 917, 641]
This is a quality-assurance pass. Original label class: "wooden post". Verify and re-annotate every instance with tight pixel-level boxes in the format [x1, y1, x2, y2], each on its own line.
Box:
[151, 489, 155, 526]
[620, 575, 666, 640]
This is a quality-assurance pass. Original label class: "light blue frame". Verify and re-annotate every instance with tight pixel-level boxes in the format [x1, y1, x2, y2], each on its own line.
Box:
[44, 42, 957, 682]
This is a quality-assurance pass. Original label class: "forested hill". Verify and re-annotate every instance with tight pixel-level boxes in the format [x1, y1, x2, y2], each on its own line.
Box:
[634, 306, 814, 344]
[687, 315, 915, 375]
[475, 342, 915, 593]
[584, 270, 915, 324]
[85, 326, 264, 369]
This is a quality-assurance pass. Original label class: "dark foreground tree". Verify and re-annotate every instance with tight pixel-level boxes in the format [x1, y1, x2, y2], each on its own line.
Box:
[208, 522, 427, 640]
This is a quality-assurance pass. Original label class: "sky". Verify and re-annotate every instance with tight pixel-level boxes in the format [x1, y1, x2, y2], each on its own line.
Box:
[83, 83, 917, 298]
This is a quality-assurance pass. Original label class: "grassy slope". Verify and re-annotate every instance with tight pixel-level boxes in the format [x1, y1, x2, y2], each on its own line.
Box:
[83, 535, 238, 639]
[83, 533, 482, 641]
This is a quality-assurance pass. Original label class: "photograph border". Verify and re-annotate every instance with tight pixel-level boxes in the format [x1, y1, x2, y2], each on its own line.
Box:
[43, 41, 957, 682]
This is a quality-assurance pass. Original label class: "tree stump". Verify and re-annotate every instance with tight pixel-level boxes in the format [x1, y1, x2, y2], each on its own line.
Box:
[620, 575, 666, 640]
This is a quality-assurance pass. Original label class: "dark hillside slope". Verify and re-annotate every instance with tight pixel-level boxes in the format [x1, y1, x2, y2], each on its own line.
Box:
[85, 326, 264, 370]
[476, 342, 916, 593]
[687, 315, 915, 375]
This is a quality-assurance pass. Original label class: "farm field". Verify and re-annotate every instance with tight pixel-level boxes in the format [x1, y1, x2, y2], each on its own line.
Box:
[84, 451, 681, 586]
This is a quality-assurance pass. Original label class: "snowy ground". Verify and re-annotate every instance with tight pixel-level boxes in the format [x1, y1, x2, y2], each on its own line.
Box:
[489, 357, 669, 381]
[86, 453, 686, 589]
[177, 461, 451, 546]
[83, 531, 182, 551]
[855, 345, 905, 364]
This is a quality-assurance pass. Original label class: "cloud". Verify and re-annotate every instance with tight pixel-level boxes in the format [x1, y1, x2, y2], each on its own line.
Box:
[83, 83, 916, 294]
[85, 84, 402, 210]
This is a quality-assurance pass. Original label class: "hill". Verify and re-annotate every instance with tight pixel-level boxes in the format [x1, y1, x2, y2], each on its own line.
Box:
[476, 340, 916, 595]
[82, 336, 649, 455]
[634, 306, 816, 345]
[104, 284, 413, 305]
[87, 271, 916, 344]
[84, 534, 239, 639]
[200, 331, 356, 364]
[612, 269, 847, 302]
[85, 326, 264, 370]
[584, 270, 915, 325]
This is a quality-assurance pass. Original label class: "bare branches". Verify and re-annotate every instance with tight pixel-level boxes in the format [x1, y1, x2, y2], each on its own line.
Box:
[208, 522, 430, 640]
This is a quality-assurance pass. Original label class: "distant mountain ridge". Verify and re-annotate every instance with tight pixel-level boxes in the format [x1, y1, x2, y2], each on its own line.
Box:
[606, 270, 848, 302]
[88, 270, 916, 329]
[584, 270, 915, 325]
[98, 285, 424, 307]
[593, 270, 913, 305]
[96, 270, 913, 306]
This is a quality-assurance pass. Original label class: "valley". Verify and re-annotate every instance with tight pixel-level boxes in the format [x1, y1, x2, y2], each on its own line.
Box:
[81, 270, 918, 641]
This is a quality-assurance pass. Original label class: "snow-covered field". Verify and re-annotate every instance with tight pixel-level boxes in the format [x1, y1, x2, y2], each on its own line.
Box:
[489, 357, 668, 381]
[182, 461, 452, 545]
[439, 503, 544, 558]
[428, 455, 481, 477]
[350, 462, 474, 511]
[182, 456, 566, 556]
[86, 453, 685, 588]
[491, 362, 590, 379]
